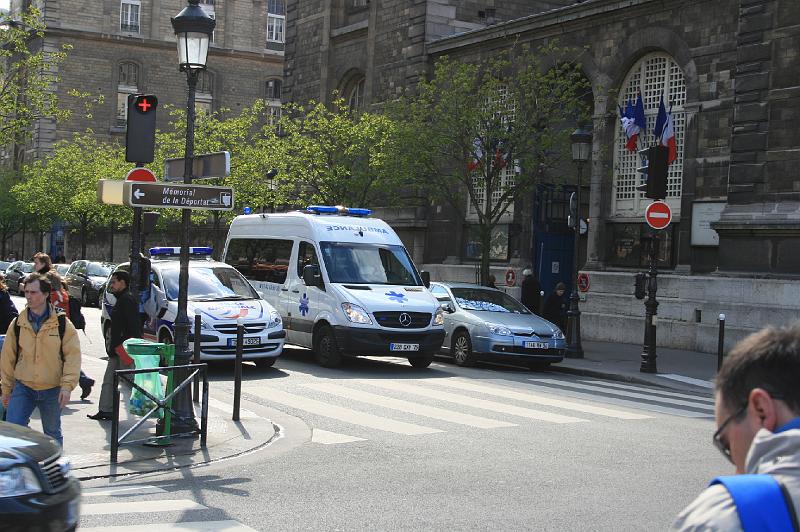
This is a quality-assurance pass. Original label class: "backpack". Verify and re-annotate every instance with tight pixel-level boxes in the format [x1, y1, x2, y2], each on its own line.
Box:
[13, 313, 66, 364]
[67, 296, 86, 330]
[50, 288, 69, 318]
[711, 474, 799, 532]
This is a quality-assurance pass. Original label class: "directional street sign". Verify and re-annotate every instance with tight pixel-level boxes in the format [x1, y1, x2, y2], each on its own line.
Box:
[645, 200, 672, 230]
[164, 151, 230, 182]
[123, 181, 234, 210]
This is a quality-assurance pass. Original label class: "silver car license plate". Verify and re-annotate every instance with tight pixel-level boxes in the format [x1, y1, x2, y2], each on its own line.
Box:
[390, 342, 419, 352]
[524, 341, 549, 349]
[227, 336, 260, 347]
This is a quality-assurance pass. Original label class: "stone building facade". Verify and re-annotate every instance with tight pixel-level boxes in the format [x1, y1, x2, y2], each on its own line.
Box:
[284, 0, 800, 353]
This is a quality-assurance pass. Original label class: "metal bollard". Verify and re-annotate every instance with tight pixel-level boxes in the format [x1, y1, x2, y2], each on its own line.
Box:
[717, 313, 726, 371]
[233, 319, 243, 421]
[193, 314, 201, 403]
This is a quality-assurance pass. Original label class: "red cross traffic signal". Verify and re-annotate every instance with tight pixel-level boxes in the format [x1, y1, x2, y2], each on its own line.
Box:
[125, 94, 158, 164]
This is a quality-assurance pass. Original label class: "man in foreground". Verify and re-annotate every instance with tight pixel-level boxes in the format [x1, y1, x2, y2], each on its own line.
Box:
[672, 324, 800, 530]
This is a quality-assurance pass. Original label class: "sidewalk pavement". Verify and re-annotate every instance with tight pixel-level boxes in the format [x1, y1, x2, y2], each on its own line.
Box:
[553, 339, 719, 393]
[56, 382, 276, 481]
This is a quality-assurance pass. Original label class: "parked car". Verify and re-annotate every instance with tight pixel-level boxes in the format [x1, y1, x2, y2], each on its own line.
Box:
[64, 260, 115, 307]
[429, 282, 566, 370]
[0, 260, 11, 282]
[0, 421, 81, 531]
[4, 261, 35, 294]
[54, 263, 70, 277]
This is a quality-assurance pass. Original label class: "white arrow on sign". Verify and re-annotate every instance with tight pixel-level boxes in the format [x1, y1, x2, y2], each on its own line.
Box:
[133, 188, 145, 199]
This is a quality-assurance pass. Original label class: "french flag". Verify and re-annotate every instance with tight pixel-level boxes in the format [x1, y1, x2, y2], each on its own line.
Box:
[619, 93, 646, 152]
[654, 95, 677, 164]
[467, 137, 483, 172]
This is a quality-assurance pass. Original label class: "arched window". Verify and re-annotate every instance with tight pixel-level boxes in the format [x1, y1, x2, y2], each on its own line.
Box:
[196, 70, 214, 114]
[346, 76, 365, 111]
[613, 53, 686, 216]
[116, 61, 140, 127]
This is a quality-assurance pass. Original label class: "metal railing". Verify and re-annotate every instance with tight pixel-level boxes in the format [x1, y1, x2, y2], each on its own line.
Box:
[111, 362, 208, 464]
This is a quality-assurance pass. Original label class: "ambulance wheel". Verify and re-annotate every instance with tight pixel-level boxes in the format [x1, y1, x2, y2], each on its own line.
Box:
[313, 326, 342, 368]
[255, 357, 276, 368]
[408, 353, 434, 369]
[452, 331, 476, 367]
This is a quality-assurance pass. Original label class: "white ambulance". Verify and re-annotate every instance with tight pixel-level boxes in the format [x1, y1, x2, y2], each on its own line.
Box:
[222, 206, 445, 368]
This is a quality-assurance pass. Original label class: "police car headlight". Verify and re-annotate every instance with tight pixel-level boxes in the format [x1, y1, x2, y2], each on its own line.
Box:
[433, 307, 444, 326]
[486, 323, 512, 336]
[268, 310, 282, 328]
[0, 466, 42, 497]
[341, 303, 372, 325]
[552, 329, 565, 340]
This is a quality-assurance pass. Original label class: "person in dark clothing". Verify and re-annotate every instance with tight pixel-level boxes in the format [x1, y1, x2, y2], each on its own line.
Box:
[520, 268, 541, 314]
[32, 252, 95, 400]
[543, 282, 568, 330]
[88, 271, 143, 421]
[0, 278, 18, 334]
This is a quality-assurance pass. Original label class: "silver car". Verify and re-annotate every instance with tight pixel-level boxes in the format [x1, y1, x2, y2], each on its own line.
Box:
[430, 282, 566, 370]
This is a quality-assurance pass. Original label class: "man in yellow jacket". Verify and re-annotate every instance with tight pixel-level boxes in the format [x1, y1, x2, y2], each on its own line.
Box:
[1, 273, 81, 447]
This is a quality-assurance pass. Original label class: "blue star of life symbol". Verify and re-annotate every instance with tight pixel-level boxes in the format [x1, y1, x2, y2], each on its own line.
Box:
[385, 291, 407, 303]
[299, 294, 310, 316]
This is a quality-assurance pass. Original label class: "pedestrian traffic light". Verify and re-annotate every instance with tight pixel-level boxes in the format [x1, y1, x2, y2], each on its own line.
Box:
[645, 145, 669, 200]
[634, 272, 647, 300]
[125, 94, 158, 164]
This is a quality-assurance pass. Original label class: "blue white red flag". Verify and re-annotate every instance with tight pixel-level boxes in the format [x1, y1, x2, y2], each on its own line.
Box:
[654, 95, 677, 164]
[467, 137, 483, 172]
[619, 97, 640, 152]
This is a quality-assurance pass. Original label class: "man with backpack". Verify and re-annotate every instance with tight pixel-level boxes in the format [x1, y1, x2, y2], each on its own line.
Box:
[672, 323, 800, 531]
[0, 274, 81, 448]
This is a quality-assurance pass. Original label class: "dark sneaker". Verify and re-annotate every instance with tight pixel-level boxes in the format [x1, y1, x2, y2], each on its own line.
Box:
[80, 383, 93, 399]
[87, 412, 112, 421]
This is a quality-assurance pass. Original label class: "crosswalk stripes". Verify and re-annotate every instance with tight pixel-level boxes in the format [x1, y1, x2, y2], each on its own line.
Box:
[575, 379, 715, 403]
[80, 484, 258, 531]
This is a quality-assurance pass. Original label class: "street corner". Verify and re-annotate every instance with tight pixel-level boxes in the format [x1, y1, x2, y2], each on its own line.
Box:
[58, 390, 278, 480]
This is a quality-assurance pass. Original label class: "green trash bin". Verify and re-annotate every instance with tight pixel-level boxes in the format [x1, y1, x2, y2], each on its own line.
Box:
[123, 338, 174, 418]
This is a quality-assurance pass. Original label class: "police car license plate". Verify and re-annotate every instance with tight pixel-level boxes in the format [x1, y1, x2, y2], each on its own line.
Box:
[227, 337, 260, 347]
[390, 343, 419, 352]
[524, 341, 549, 349]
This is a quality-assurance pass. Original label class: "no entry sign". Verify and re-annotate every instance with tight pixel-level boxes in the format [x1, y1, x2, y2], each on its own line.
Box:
[645, 201, 672, 230]
[577, 273, 590, 293]
[126, 167, 157, 182]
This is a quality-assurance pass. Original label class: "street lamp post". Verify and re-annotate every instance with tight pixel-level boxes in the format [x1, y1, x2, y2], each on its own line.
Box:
[168, 0, 215, 434]
[565, 128, 592, 359]
[262, 168, 278, 213]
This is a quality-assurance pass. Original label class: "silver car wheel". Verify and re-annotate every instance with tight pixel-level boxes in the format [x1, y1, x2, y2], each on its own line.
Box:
[452, 331, 475, 367]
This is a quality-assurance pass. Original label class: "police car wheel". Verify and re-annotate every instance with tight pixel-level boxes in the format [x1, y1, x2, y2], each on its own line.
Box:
[408, 354, 434, 369]
[452, 331, 476, 367]
[313, 326, 342, 368]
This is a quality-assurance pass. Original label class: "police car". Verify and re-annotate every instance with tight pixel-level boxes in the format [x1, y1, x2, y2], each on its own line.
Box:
[101, 247, 285, 366]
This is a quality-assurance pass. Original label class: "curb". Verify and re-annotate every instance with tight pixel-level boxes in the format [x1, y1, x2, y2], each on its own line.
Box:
[551, 364, 710, 393]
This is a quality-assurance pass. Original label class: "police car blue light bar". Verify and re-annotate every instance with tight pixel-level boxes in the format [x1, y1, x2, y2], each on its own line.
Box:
[307, 205, 339, 214]
[149, 246, 213, 256]
[345, 207, 372, 216]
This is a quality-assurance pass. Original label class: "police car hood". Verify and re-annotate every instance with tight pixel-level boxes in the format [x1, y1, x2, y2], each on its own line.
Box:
[188, 298, 273, 323]
[333, 284, 437, 313]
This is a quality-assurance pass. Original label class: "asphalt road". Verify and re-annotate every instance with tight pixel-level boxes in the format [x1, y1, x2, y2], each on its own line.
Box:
[10, 295, 729, 531]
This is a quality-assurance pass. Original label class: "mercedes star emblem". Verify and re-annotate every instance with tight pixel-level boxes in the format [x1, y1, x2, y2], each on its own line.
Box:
[398, 313, 412, 327]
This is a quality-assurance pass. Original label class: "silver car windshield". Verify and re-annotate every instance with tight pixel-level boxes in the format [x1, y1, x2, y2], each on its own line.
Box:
[161, 266, 259, 301]
[319, 242, 421, 286]
[451, 287, 530, 314]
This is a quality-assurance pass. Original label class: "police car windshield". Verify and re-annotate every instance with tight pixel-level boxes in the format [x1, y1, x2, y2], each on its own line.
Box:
[451, 288, 530, 314]
[319, 242, 420, 286]
[161, 266, 259, 301]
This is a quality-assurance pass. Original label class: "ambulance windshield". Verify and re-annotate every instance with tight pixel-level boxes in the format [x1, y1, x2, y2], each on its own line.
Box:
[319, 242, 421, 286]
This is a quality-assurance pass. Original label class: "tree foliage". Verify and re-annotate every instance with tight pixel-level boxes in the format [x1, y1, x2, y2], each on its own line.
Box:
[397, 42, 591, 283]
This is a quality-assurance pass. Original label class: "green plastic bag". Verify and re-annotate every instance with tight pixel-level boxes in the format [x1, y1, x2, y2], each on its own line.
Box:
[127, 353, 164, 418]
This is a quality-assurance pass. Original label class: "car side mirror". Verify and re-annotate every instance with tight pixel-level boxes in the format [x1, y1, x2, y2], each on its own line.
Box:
[440, 302, 454, 313]
[303, 264, 323, 288]
[420, 270, 430, 288]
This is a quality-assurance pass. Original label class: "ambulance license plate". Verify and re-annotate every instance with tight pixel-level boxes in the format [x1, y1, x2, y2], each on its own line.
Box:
[390, 343, 419, 352]
[228, 336, 260, 347]
[524, 341, 549, 349]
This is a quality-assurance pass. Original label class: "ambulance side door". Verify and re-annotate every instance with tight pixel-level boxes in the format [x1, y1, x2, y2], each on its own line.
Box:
[284, 240, 320, 348]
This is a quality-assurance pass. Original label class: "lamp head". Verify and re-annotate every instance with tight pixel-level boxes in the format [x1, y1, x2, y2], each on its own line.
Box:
[570, 127, 593, 163]
[171, 0, 216, 72]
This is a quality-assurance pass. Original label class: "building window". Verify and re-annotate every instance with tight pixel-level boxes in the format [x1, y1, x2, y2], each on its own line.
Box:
[116, 62, 139, 127]
[613, 53, 686, 217]
[266, 78, 282, 100]
[267, 0, 285, 44]
[353, 0, 368, 6]
[196, 70, 214, 115]
[346, 77, 365, 111]
[120, 0, 140, 33]
[266, 78, 282, 125]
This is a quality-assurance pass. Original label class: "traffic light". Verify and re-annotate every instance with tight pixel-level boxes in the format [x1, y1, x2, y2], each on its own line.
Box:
[125, 94, 158, 163]
[636, 148, 649, 194]
[645, 145, 669, 199]
[634, 272, 647, 300]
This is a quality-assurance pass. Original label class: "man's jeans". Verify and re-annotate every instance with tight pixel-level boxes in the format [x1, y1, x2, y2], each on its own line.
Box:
[6, 381, 63, 447]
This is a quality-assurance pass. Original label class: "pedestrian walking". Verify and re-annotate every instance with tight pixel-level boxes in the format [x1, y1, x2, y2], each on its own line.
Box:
[88, 270, 142, 421]
[0, 277, 18, 334]
[542, 282, 567, 330]
[672, 323, 800, 531]
[520, 268, 541, 314]
[32, 252, 94, 399]
[0, 274, 81, 447]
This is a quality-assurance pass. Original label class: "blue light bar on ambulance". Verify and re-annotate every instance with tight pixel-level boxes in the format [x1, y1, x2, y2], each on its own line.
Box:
[149, 246, 213, 257]
[306, 205, 372, 217]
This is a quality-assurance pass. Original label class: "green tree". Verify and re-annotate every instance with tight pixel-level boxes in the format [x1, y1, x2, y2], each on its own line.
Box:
[399, 43, 591, 284]
[15, 132, 130, 258]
